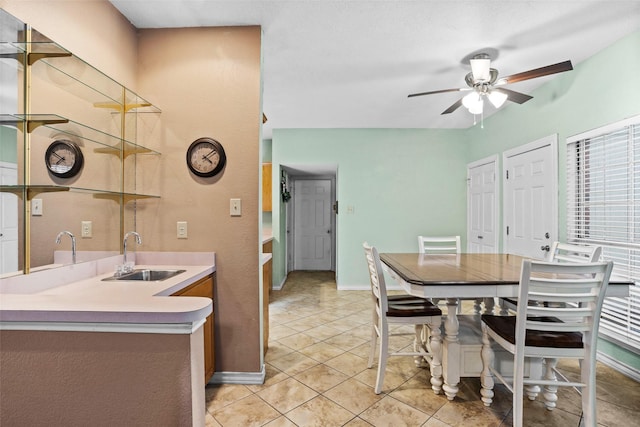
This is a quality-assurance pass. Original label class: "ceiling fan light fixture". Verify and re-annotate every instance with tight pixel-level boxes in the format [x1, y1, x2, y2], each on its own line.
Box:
[462, 91, 481, 110]
[470, 58, 491, 82]
[468, 100, 484, 115]
[488, 90, 508, 108]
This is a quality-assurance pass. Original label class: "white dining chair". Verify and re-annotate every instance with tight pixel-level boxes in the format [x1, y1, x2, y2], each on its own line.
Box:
[480, 259, 614, 427]
[418, 235, 482, 313]
[500, 241, 603, 313]
[363, 242, 443, 395]
[418, 235, 461, 254]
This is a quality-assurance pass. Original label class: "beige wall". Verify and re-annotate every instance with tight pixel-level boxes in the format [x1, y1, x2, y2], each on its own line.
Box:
[136, 26, 262, 373]
[2, 1, 263, 374]
[0, 330, 199, 425]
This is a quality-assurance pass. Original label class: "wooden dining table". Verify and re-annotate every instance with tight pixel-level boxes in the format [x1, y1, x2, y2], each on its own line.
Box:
[379, 252, 631, 400]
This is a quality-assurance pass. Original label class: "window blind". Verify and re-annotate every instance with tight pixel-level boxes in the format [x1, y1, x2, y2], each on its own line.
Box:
[567, 116, 640, 352]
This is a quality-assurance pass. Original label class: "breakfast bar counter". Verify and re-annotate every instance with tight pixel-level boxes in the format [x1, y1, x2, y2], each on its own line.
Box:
[0, 252, 216, 427]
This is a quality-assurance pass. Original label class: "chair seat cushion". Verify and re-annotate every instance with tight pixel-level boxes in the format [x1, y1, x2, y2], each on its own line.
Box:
[501, 297, 518, 306]
[481, 314, 584, 348]
[387, 300, 442, 317]
[387, 294, 431, 304]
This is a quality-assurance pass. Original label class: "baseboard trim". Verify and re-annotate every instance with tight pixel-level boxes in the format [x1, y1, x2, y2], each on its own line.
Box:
[209, 366, 266, 385]
[597, 351, 640, 382]
[273, 275, 286, 291]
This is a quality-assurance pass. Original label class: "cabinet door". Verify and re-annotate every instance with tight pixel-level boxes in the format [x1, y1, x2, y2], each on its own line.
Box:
[174, 275, 215, 383]
[262, 163, 272, 211]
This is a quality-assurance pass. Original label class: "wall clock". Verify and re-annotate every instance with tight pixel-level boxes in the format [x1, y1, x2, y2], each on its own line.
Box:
[45, 139, 84, 178]
[186, 137, 227, 177]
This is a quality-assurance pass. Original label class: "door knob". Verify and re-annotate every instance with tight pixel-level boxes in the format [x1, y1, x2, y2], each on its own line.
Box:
[541, 245, 550, 252]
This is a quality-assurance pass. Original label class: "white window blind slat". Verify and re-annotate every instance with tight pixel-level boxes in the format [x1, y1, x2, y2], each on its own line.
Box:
[567, 117, 640, 353]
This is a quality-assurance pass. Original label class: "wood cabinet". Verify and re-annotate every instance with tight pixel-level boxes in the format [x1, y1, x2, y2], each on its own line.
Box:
[173, 274, 215, 383]
[262, 240, 272, 355]
[262, 163, 272, 211]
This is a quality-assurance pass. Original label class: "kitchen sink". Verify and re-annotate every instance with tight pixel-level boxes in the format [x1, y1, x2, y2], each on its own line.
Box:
[102, 269, 186, 282]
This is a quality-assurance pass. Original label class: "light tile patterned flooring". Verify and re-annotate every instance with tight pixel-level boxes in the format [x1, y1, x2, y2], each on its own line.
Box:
[204, 271, 640, 426]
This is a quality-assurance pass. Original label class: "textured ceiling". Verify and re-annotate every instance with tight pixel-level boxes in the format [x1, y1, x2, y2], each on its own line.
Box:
[110, 1, 640, 138]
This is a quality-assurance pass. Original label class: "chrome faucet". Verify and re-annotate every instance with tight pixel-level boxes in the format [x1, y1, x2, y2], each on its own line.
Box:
[55, 231, 76, 264]
[123, 231, 142, 265]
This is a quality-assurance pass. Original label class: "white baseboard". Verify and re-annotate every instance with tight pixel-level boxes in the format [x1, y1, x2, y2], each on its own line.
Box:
[209, 366, 266, 385]
[273, 275, 286, 291]
[597, 351, 640, 382]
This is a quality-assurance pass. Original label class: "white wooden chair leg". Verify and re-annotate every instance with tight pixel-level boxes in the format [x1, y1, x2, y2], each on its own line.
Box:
[480, 323, 495, 406]
[413, 324, 429, 367]
[582, 351, 597, 427]
[375, 330, 389, 394]
[542, 357, 558, 410]
[367, 324, 377, 369]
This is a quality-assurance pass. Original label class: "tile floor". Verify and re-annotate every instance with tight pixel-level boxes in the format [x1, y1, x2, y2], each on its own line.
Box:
[204, 271, 640, 426]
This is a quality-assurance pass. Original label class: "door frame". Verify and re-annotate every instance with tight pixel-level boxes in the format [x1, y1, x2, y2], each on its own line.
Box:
[466, 154, 499, 253]
[0, 161, 19, 274]
[288, 174, 337, 272]
[502, 134, 559, 255]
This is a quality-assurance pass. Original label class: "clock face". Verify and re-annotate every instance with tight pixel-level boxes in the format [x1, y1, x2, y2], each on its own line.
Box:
[45, 140, 84, 178]
[186, 138, 226, 177]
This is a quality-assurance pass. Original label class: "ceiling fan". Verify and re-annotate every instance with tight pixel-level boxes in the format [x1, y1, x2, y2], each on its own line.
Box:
[408, 53, 573, 115]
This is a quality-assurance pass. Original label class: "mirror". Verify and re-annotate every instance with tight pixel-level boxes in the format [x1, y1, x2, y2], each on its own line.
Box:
[0, 9, 160, 276]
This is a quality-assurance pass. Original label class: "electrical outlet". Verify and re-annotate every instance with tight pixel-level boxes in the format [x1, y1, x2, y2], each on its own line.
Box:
[81, 221, 92, 238]
[32, 199, 43, 216]
[230, 198, 241, 216]
[177, 221, 188, 239]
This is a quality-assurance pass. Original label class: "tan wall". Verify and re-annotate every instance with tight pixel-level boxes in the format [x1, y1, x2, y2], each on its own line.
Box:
[136, 26, 262, 373]
[2, 1, 263, 374]
[0, 0, 138, 87]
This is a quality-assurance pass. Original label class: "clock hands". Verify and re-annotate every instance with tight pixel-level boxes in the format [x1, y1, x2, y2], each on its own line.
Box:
[52, 152, 66, 164]
[201, 149, 217, 164]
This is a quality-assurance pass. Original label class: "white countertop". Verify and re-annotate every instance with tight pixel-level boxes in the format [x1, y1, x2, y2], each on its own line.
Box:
[0, 252, 215, 329]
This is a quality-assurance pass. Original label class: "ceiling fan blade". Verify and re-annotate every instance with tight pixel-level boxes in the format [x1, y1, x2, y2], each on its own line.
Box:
[498, 60, 573, 85]
[496, 88, 533, 104]
[408, 87, 467, 98]
[442, 98, 463, 114]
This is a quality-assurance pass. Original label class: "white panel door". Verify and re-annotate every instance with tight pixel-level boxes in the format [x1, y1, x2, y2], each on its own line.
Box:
[1, 162, 18, 274]
[294, 179, 332, 270]
[467, 156, 498, 253]
[503, 135, 558, 259]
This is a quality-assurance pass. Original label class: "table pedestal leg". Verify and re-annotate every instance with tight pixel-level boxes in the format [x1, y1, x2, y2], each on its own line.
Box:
[442, 298, 460, 400]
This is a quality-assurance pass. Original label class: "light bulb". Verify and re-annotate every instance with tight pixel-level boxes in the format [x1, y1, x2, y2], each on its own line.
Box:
[488, 90, 508, 108]
[468, 99, 483, 115]
[462, 92, 481, 109]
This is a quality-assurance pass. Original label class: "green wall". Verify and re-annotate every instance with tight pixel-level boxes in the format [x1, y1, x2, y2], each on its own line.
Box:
[272, 128, 467, 289]
[0, 126, 17, 164]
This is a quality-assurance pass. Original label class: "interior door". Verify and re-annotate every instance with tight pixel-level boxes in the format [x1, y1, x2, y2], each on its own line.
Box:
[467, 156, 498, 253]
[1, 162, 19, 274]
[293, 179, 332, 270]
[503, 135, 558, 258]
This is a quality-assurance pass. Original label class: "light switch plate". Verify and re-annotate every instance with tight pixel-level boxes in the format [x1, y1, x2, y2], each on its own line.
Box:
[230, 198, 241, 216]
[177, 221, 188, 239]
[32, 199, 43, 216]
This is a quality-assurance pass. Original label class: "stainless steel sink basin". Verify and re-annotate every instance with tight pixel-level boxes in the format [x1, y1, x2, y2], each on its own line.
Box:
[102, 269, 186, 282]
